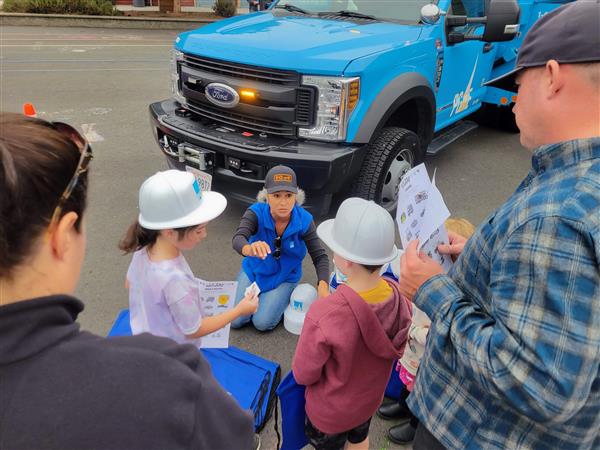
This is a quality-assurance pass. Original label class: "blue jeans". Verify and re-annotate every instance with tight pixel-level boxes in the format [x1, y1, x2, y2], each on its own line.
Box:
[231, 269, 297, 331]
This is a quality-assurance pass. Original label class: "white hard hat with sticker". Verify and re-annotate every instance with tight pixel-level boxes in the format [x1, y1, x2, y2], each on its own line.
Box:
[138, 170, 226, 230]
[284, 283, 318, 335]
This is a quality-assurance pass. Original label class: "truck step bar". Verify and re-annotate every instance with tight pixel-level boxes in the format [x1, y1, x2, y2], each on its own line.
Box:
[426, 120, 478, 156]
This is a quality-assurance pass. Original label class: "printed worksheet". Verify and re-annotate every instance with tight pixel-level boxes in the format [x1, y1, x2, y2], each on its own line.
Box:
[197, 280, 238, 348]
[395, 163, 453, 271]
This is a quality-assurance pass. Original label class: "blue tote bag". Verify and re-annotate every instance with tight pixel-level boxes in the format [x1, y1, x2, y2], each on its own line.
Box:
[276, 371, 308, 450]
[107, 309, 280, 432]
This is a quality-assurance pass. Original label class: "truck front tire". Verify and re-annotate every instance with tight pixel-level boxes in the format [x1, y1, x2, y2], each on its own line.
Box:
[350, 127, 423, 213]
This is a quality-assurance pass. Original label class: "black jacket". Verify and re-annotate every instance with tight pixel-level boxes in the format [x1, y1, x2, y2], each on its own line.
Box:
[0, 296, 254, 450]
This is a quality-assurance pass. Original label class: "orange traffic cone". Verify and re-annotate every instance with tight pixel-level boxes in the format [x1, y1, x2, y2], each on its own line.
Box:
[23, 103, 37, 117]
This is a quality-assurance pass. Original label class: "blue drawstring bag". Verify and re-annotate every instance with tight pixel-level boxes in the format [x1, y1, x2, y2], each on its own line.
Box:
[202, 346, 280, 432]
[107, 309, 280, 432]
[276, 371, 308, 450]
[385, 362, 405, 400]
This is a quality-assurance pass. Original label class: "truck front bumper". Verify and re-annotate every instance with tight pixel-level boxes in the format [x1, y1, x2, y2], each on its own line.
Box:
[150, 99, 367, 215]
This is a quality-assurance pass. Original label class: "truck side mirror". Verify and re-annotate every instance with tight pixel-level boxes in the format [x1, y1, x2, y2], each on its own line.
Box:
[420, 3, 441, 24]
[445, 0, 520, 45]
[482, 0, 520, 42]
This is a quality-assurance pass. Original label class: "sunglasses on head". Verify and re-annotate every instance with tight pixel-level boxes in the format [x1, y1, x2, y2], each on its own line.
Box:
[273, 236, 282, 259]
[47, 121, 94, 231]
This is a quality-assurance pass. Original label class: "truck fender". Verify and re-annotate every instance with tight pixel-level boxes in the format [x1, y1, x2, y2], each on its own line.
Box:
[353, 72, 435, 147]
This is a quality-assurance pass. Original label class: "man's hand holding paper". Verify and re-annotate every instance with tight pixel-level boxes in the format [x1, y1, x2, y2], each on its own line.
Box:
[399, 240, 444, 300]
[395, 163, 454, 299]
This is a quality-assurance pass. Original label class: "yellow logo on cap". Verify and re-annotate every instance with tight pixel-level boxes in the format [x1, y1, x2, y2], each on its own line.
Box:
[274, 174, 292, 182]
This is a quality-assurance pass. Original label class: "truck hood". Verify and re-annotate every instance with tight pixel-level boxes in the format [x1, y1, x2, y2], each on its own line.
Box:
[176, 13, 422, 75]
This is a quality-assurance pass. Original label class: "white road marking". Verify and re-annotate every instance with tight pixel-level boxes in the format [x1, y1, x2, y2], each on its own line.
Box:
[0, 38, 173, 42]
[1, 59, 169, 63]
[0, 44, 172, 47]
[85, 108, 112, 116]
[1, 68, 167, 72]
[81, 123, 105, 143]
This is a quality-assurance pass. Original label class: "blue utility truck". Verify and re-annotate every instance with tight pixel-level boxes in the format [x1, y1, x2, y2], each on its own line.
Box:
[150, 0, 569, 214]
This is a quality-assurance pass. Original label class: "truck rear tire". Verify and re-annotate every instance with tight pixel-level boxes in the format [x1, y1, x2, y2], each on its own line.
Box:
[350, 127, 423, 213]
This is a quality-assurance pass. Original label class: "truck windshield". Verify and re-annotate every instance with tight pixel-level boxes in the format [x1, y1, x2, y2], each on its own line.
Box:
[272, 0, 433, 22]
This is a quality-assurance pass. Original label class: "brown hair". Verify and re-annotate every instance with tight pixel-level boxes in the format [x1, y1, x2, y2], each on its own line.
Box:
[118, 221, 198, 254]
[359, 264, 383, 274]
[0, 113, 88, 279]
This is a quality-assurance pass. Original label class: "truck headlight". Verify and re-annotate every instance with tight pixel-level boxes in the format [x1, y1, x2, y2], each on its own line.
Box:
[171, 49, 185, 105]
[299, 76, 360, 142]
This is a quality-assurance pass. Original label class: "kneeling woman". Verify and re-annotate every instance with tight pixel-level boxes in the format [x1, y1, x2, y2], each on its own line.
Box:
[231, 166, 330, 331]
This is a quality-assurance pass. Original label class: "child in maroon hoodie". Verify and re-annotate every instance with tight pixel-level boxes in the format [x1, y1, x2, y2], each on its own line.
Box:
[292, 197, 412, 450]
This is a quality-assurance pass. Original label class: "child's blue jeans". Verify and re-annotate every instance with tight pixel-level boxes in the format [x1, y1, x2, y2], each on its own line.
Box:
[231, 269, 297, 331]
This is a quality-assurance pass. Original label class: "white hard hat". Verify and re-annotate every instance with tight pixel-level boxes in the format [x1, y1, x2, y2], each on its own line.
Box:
[138, 170, 227, 230]
[284, 283, 318, 335]
[317, 197, 398, 265]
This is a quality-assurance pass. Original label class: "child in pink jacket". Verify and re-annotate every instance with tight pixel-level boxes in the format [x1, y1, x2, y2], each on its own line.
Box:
[292, 198, 411, 450]
[379, 218, 476, 445]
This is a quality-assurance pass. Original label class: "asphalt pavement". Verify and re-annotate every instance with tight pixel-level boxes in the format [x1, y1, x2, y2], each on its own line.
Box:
[0, 26, 531, 450]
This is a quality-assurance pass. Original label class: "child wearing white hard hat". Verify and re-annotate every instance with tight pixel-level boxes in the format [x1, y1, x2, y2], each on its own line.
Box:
[292, 197, 412, 450]
[119, 170, 258, 347]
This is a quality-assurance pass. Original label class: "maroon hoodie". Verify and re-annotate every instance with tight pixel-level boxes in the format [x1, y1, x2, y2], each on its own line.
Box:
[292, 280, 411, 434]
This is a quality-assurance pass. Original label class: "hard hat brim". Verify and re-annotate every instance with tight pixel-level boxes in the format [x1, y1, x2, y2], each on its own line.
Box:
[139, 191, 227, 230]
[284, 306, 306, 335]
[317, 219, 398, 266]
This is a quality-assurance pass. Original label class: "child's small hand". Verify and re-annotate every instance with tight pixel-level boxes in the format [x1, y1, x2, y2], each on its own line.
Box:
[317, 280, 329, 298]
[236, 292, 259, 316]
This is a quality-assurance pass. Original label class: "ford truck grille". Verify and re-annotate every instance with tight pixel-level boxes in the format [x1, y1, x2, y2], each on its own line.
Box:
[183, 54, 300, 86]
[295, 89, 313, 125]
[178, 54, 315, 137]
[186, 99, 296, 136]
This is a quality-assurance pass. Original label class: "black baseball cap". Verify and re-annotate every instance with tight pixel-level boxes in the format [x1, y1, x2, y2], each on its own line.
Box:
[485, 0, 600, 92]
[264, 165, 298, 194]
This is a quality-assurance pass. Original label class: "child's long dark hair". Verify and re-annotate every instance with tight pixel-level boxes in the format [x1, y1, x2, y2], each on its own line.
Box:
[118, 220, 197, 254]
[119, 221, 159, 254]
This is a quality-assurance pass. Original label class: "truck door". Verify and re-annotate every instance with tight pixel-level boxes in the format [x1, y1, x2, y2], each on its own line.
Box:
[434, 0, 496, 130]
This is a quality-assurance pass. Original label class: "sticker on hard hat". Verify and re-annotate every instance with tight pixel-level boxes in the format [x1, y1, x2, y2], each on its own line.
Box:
[192, 179, 202, 198]
[274, 174, 292, 182]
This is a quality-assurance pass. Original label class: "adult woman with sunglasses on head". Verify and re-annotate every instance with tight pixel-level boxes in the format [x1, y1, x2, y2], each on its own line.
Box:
[0, 113, 254, 450]
[231, 165, 330, 331]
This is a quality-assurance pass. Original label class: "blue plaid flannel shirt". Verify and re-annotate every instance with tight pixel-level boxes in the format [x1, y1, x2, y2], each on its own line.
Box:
[408, 138, 600, 450]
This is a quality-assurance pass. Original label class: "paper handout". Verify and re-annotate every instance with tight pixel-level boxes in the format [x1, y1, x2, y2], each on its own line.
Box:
[395, 163, 453, 272]
[245, 281, 261, 299]
[197, 279, 238, 348]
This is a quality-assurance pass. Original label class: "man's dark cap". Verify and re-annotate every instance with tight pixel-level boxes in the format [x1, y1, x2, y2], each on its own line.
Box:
[485, 0, 600, 92]
[264, 165, 298, 194]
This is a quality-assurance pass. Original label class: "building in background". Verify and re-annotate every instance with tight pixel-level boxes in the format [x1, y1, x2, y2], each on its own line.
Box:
[115, 0, 215, 8]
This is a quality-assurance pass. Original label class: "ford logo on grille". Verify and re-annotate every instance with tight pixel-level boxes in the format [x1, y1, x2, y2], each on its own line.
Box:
[205, 83, 239, 108]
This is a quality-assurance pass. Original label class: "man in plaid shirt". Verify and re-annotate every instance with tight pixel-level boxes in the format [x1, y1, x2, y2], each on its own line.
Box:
[399, 2, 600, 449]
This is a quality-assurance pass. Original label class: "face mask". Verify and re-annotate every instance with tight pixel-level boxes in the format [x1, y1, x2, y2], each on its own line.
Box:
[332, 258, 348, 284]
